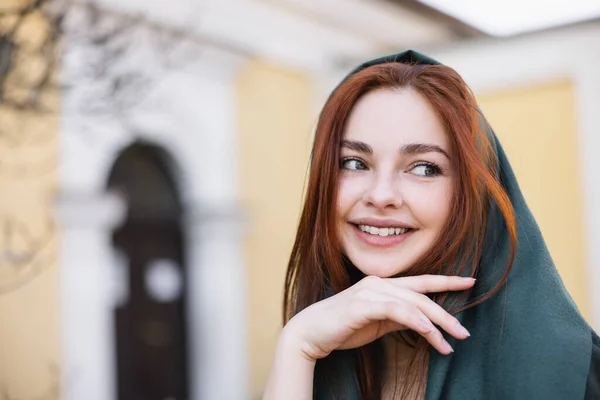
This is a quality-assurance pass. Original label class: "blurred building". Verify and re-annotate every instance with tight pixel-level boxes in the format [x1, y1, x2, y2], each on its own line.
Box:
[1, 0, 599, 399]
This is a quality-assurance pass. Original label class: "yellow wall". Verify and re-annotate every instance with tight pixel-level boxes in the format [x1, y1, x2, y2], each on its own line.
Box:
[0, 3, 60, 398]
[238, 68, 589, 396]
[477, 80, 589, 318]
[237, 61, 315, 398]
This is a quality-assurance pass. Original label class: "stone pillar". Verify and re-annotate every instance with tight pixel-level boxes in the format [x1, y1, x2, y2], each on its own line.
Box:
[575, 56, 600, 331]
[180, 45, 249, 400]
[186, 204, 248, 400]
[54, 191, 126, 400]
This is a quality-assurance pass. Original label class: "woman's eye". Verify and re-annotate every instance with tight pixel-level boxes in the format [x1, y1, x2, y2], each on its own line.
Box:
[341, 158, 367, 171]
[411, 163, 440, 177]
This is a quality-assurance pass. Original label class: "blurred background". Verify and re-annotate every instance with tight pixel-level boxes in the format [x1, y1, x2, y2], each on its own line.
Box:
[0, 0, 599, 399]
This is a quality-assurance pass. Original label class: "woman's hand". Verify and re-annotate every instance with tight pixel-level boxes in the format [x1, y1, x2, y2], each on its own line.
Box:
[284, 274, 474, 361]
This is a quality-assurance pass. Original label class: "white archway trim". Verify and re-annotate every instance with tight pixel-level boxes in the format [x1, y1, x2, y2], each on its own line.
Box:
[58, 25, 248, 400]
[91, 0, 455, 74]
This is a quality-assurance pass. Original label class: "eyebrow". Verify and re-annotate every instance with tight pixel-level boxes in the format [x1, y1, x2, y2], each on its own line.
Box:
[341, 140, 450, 159]
[341, 139, 373, 154]
[401, 143, 450, 160]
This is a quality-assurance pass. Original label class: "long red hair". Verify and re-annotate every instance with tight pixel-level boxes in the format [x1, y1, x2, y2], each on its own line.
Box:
[283, 62, 517, 398]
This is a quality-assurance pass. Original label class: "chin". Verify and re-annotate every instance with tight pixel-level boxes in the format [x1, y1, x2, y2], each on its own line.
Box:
[349, 254, 413, 278]
[339, 223, 429, 278]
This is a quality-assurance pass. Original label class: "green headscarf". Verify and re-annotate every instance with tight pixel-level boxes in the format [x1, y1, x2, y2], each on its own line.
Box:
[318, 50, 593, 399]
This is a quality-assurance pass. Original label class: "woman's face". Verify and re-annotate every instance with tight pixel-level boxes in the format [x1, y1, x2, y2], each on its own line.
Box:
[337, 88, 455, 278]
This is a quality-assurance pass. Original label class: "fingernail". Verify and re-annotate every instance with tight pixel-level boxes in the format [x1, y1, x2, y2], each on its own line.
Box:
[443, 340, 454, 354]
[457, 323, 470, 337]
[461, 277, 476, 282]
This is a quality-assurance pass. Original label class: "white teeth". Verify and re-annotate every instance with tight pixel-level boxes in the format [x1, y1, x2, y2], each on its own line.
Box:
[358, 225, 410, 236]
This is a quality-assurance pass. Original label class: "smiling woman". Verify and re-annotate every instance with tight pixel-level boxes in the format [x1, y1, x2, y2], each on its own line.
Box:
[262, 50, 599, 400]
[337, 88, 455, 279]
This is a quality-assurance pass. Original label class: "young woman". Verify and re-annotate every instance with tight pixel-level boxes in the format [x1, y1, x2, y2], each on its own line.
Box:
[263, 50, 599, 399]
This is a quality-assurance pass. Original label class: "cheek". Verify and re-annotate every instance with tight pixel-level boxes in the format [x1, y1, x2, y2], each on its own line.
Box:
[407, 181, 453, 229]
[336, 175, 366, 218]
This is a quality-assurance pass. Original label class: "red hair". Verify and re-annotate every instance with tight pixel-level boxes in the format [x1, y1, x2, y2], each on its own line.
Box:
[283, 63, 517, 398]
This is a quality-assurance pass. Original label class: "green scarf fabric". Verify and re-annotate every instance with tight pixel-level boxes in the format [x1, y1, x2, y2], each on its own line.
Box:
[319, 50, 593, 399]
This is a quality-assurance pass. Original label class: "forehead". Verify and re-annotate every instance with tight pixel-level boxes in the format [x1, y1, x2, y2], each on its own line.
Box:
[343, 88, 449, 150]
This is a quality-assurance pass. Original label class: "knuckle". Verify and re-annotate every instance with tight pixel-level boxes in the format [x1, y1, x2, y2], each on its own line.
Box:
[413, 292, 430, 303]
[394, 300, 414, 316]
[436, 329, 446, 342]
[381, 301, 400, 317]
[368, 300, 388, 317]
[361, 275, 382, 287]
[383, 300, 398, 312]
[407, 302, 421, 316]
[348, 297, 366, 309]
[354, 287, 372, 299]
[412, 313, 428, 328]
[428, 325, 441, 338]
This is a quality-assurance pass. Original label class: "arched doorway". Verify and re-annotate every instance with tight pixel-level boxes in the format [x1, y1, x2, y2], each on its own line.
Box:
[107, 142, 188, 400]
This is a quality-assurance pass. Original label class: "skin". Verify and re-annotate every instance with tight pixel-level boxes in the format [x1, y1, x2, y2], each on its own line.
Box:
[338, 88, 454, 278]
[263, 89, 471, 400]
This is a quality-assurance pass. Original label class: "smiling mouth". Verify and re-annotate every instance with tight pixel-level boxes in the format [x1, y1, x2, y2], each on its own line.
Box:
[355, 224, 415, 237]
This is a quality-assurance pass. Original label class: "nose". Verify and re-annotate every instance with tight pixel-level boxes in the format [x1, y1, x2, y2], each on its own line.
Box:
[364, 171, 403, 210]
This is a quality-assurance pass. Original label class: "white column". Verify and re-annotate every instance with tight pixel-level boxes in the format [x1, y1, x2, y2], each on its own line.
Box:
[168, 45, 249, 400]
[187, 204, 248, 400]
[575, 55, 600, 331]
[55, 191, 126, 400]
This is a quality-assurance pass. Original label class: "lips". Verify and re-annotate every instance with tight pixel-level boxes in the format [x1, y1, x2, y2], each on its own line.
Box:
[350, 217, 415, 230]
[357, 224, 410, 236]
[350, 222, 415, 248]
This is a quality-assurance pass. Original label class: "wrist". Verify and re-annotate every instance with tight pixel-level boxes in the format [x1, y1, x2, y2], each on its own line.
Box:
[263, 323, 316, 400]
[279, 322, 318, 365]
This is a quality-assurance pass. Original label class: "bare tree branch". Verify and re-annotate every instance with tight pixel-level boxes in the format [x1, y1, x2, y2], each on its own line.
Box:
[0, 0, 209, 291]
[0, 213, 56, 295]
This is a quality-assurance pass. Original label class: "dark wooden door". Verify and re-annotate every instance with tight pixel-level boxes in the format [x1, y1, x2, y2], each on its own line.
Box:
[107, 143, 188, 400]
[113, 222, 188, 400]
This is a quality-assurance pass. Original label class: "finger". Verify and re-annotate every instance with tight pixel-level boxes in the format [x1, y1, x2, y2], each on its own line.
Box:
[402, 291, 470, 340]
[374, 320, 452, 355]
[351, 296, 431, 335]
[421, 326, 455, 355]
[360, 299, 454, 355]
[368, 280, 470, 340]
[388, 274, 475, 294]
[377, 320, 406, 336]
